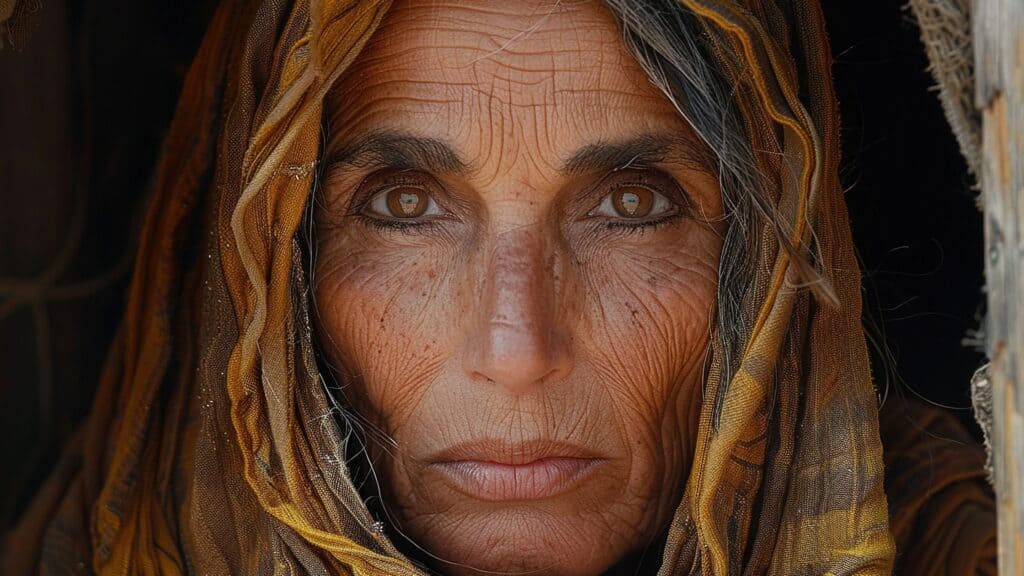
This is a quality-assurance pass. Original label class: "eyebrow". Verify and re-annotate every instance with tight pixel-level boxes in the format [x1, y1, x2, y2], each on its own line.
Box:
[562, 134, 708, 174]
[325, 131, 710, 175]
[326, 131, 468, 173]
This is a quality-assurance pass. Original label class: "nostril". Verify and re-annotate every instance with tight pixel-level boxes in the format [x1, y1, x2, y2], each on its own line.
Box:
[533, 366, 564, 388]
[468, 370, 496, 384]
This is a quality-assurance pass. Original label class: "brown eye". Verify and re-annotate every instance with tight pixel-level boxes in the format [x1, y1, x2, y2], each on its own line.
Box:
[359, 171, 444, 222]
[386, 187, 429, 218]
[589, 178, 677, 222]
[611, 187, 654, 218]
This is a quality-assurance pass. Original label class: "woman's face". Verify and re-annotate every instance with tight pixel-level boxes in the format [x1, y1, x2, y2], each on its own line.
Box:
[315, 1, 723, 574]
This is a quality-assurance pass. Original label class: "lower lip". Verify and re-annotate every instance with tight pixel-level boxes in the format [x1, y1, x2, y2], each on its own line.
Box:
[431, 457, 603, 501]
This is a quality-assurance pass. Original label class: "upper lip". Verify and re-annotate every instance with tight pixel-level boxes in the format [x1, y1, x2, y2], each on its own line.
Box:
[426, 438, 603, 466]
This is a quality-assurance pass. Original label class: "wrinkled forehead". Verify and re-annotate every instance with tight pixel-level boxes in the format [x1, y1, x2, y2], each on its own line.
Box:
[325, 0, 694, 176]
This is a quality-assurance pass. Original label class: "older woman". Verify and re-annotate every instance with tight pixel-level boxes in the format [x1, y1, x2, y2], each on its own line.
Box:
[4, 0, 994, 574]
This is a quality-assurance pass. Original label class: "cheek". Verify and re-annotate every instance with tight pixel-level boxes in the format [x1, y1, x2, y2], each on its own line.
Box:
[313, 232, 454, 433]
[577, 225, 720, 472]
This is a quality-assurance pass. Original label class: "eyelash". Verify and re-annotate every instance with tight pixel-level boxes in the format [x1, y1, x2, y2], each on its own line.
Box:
[353, 213, 441, 233]
[603, 211, 683, 234]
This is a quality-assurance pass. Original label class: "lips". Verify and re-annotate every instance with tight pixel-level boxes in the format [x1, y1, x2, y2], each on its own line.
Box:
[426, 440, 605, 501]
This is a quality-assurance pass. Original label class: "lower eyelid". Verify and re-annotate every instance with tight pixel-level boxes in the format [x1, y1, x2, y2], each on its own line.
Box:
[353, 213, 441, 233]
[601, 210, 684, 231]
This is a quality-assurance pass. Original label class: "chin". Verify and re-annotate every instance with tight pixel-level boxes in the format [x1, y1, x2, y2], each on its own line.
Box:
[412, 505, 634, 576]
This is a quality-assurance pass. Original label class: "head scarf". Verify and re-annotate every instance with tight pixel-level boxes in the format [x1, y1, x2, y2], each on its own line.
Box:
[2, 0, 995, 574]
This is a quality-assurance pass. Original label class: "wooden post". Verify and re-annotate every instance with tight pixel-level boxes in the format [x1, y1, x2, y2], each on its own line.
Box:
[975, 0, 1024, 571]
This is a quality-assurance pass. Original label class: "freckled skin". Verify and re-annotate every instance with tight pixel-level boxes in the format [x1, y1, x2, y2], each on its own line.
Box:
[314, 1, 724, 575]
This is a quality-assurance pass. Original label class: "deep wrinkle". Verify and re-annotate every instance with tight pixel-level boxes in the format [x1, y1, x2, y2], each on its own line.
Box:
[314, 1, 724, 574]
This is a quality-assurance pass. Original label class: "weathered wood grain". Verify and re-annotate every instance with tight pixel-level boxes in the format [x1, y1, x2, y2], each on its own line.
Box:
[974, 0, 1024, 571]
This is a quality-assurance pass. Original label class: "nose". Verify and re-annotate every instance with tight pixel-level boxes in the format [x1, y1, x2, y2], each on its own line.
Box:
[462, 230, 574, 394]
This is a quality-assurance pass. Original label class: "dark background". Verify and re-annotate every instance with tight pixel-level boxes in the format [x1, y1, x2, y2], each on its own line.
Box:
[0, 0, 984, 532]
[824, 1, 985, 433]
